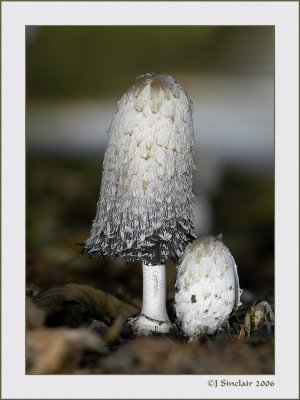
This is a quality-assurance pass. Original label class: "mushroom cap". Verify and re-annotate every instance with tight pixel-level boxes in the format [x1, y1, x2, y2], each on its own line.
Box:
[82, 73, 195, 264]
[174, 235, 241, 337]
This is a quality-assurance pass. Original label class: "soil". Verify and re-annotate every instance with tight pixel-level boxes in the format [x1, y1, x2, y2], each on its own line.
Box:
[26, 156, 274, 375]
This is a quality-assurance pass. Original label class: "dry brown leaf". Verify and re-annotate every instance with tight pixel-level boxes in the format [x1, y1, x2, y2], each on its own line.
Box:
[104, 315, 124, 345]
[33, 283, 139, 327]
[26, 298, 46, 329]
[26, 327, 107, 374]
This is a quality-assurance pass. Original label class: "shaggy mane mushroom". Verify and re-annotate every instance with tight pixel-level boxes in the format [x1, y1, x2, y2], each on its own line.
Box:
[175, 235, 242, 338]
[81, 72, 195, 335]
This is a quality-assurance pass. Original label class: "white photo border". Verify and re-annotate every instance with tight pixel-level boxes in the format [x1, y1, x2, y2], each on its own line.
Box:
[2, 1, 299, 399]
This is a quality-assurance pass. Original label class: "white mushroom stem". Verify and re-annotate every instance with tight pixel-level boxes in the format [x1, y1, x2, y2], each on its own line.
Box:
[141, 263, 169, 321]
[129, 263, 172, 335]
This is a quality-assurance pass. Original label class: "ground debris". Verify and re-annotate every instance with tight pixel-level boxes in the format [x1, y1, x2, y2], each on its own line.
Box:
[93, 335, 273, 374]
[236, 300, 274, 342]
[26, 298, 46, 329]
[33, 283, 139, 327]
[26, 287, 274, 375]
[27, 327, 107, 374]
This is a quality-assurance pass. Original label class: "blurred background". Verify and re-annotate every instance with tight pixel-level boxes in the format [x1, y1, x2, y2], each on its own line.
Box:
[26, 26, 274, 304]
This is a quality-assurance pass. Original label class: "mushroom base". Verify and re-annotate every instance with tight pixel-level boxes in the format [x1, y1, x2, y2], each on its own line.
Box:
[128, 314, 172, 336]
[128, 263, 172, 335]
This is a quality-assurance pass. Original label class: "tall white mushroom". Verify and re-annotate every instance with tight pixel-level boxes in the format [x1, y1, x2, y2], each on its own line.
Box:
[174, 235, 242, 339]
[82, 72, 195, 335]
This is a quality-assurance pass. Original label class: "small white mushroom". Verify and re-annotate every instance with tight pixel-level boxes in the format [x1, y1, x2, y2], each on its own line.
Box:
[82, 72, 195, 335]
[174, 235, 241, 338]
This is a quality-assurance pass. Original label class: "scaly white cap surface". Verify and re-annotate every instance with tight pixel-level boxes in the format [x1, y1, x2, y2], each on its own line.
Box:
[82, 72, 195, 264]
[175, 235, 241, 337]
